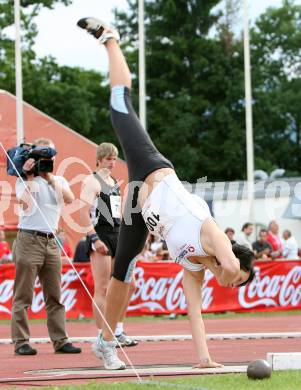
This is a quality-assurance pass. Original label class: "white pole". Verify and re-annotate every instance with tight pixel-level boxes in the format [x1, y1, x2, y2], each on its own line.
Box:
[243, 0, 255, 223]
[14, 0, 24, 145]
[138, 0, 146, 130]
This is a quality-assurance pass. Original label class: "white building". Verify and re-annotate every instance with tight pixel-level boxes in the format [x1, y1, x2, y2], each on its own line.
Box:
[185, 178, 301, 246]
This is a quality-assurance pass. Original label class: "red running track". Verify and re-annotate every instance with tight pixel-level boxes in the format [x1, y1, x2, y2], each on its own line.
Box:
[0, 314, 300, 388]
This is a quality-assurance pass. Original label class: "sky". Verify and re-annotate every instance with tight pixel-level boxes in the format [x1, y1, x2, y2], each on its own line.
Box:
[28, 0, 301, 72]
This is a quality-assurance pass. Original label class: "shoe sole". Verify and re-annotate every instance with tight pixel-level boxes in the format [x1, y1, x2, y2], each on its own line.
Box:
[104, 364, 126, 370]
[55, 351, 81, 354]
[116, 341, 138, 348]
[77, 18, 107, 37]
[77, 17, 119, 44]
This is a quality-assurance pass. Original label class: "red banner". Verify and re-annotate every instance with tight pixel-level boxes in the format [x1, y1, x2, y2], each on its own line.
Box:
[0, 260, 301, 319]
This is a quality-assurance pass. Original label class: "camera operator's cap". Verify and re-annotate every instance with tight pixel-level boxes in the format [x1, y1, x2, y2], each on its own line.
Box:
[30, 147, 57, 158]
[20, 142, 33, 149]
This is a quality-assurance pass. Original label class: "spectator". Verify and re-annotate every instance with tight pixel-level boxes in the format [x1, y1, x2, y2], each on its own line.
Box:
[0, 230, 13, 263]
[149, 234, 163, 256]
[160, 240, 170, 260]
[282, 230, 299, 260]
[148, 234, 169, 259]
[73, 238, 90, 263]
[57, 228, 73, 263]
[235, 223, 253, 251]
[148, 234, 169, 260]
[267, 220, 283, 258]
[11, 137, 81, 356]
[139, 241, 156, 262]
[80, 142, 137, 352]
[252, 229, 272, 260]
[225, 228, 236, 244]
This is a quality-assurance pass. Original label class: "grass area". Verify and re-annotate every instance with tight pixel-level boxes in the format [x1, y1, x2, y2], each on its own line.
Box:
[36, 371, 301, 390]
[0, 310, 301, 326]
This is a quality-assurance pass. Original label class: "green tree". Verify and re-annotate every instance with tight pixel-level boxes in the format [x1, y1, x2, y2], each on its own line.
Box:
[2, 0, 301, 179]
[251, 0, 301, 176]
[22, 57, 113, 142]
[115, 0, 301, 180]
[0, 0, 113, 144]
[115, 0, 251, 181]
[0, 0, 71, 91]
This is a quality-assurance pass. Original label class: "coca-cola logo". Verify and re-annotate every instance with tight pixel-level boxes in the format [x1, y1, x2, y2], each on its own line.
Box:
[128, 267, 214, 312]
[0, 268, 85, 315]
[239, 266, 301, 308]
[1, 264, 301, 317]
[0, 280, 14, 314]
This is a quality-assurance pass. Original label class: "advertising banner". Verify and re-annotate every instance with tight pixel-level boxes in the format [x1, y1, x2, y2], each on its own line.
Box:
[0, 260, 300, 319]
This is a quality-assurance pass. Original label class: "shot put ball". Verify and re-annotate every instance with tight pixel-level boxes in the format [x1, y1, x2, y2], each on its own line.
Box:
[247, 359, 272, 380]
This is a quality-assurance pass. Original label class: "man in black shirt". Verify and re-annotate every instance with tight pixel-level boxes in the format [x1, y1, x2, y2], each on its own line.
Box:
[252, 229, 272, 260]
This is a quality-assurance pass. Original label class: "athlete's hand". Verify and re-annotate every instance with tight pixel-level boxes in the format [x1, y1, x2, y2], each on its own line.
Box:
[94, 239, 109, 255]
[193, 360, 224, 369]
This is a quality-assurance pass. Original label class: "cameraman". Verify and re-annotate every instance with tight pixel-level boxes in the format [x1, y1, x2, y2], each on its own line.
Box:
[11, 138, 81, 356]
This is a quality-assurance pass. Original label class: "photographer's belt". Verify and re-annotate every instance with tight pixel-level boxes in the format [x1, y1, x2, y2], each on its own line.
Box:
[19, 229, 55, 239]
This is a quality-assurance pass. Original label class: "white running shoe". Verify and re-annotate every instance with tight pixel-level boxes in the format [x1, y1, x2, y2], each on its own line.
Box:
[92, 336, 126, 370]
[116, 332, 138, 347]
[91, 337, 103, 359]
[77, 17, 120, 45]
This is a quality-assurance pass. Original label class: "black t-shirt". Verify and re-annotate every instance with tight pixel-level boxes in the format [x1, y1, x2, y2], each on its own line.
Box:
[252, 240, 272, 254]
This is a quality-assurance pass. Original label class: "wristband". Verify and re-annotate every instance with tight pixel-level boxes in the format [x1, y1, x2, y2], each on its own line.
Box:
[89, 233, 99, 243]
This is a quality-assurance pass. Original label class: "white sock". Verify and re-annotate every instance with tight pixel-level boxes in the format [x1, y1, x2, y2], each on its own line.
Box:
[115, 322, 124, 336]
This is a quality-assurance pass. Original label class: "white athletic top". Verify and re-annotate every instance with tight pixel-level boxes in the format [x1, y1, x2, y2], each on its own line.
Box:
[16, 176, 69, 233]
[142, 173, 211, 272]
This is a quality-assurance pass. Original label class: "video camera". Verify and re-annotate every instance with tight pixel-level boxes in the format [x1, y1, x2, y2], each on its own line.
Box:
[7, 143, 57, 177]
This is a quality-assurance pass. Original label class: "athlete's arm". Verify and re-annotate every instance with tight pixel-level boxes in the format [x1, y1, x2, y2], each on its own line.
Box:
[213, 232, 240, 286]
[80, 175, 100, 233]
[202, 220, 240, 287]
[16, 158, 37, 208]
[80, 175, 108, 254]
[182, 269, 222, 368]
[43, 173, 75, 204]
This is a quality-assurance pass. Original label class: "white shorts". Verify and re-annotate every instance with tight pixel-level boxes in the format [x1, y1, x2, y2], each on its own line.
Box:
[142, 173, 212, 271]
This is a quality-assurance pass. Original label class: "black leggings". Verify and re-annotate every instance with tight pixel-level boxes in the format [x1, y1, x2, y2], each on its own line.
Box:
[110, 86, 173, 282]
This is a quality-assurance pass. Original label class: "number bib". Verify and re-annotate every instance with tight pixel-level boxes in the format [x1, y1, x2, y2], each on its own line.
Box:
[110, 195, 121, 219]
[142, 202, 166, 238]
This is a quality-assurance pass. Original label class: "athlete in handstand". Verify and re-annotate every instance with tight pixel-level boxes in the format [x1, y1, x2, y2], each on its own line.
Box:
[78, 17, 255, 370]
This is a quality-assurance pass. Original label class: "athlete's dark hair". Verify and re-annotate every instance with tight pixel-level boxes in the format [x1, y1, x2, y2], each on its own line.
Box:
[232, 243, 255, 286]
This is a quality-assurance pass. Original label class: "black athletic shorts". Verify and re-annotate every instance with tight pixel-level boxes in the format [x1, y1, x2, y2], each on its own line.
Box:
[109, 85, 173, 282]
[86, 226, 119, 258]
